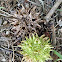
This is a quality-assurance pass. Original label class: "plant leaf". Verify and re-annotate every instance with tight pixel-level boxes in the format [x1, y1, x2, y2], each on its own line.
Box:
[0, 7, 5, 9]
[54, 59, 62, 62]
[57, 9, 62, 11]
[53, 50, 62, 59]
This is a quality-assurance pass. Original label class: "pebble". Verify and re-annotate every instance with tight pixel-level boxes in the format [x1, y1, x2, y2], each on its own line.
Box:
[3, 21, 7, 25]
[6, 31, 10, 35]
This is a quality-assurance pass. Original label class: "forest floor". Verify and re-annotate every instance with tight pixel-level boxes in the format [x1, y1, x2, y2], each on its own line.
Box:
[0, 0, 62, 62]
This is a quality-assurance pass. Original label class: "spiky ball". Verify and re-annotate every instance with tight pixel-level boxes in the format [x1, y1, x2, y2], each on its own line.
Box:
[18, 34, 53, 62]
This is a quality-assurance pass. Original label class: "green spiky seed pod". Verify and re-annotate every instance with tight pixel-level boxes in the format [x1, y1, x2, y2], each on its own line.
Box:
[18, 34, 53, 62]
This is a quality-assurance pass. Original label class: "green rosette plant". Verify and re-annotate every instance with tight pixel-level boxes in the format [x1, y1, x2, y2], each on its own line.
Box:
[18, 34, 53, 62]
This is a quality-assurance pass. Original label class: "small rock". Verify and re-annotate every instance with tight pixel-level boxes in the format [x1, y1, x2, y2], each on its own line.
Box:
[6, 31, 10, 35]
[3, 21, 7, 25]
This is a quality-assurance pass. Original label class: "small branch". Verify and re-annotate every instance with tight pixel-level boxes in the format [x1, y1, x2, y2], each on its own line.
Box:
[0, 37, 11, 41]
[56, 37, 62, 40]
[0, 10, 22, 20]
[45, 0, 62, 22]
[27, 0, 41, 7]
[0, 47, 23, 57]
[12, 43, 14, 62]
[51, 22, 56, 45]
[53, 44, 62, 47]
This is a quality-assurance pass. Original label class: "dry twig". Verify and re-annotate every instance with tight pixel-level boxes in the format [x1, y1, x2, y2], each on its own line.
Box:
[45, 0, 62, 22]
